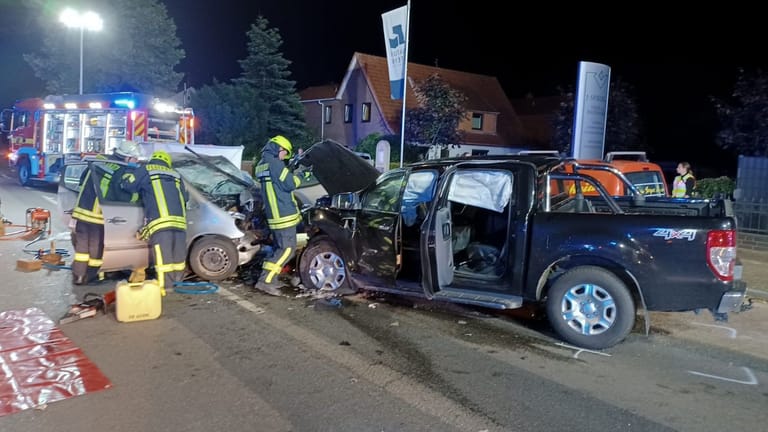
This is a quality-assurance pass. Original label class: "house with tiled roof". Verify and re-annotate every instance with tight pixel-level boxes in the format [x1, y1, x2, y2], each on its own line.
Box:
[299, 52, 535, 158]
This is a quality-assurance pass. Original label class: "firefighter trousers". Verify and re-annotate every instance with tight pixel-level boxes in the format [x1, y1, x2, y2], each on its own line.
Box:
[259, 227, 297, 285]
[149, 229, 187, 290]
[72, 220, 104, 283]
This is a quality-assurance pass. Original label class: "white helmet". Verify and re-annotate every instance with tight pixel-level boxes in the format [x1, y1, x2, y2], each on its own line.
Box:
[114, 140, 142, 159]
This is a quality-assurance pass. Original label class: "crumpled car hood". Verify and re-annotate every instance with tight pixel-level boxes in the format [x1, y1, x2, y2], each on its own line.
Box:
[295, 139, 380, 196]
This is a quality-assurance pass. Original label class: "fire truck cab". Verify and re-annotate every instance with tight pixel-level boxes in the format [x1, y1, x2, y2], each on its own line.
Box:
[2, 92, 194, 186]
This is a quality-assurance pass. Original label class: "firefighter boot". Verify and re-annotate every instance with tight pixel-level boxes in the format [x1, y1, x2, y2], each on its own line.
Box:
[254, 279, 283, 297]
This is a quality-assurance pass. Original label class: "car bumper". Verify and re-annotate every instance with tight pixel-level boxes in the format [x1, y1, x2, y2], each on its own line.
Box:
[717, 280, 748, 313]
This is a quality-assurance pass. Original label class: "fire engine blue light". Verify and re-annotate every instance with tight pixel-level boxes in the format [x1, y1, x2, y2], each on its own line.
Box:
[114, 98, 135, 109]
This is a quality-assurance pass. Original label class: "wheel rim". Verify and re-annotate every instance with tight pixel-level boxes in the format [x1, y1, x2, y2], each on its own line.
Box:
[308, 251, 346, 291]
[560, 283, 616, 335]
[197, 245, 232, 276]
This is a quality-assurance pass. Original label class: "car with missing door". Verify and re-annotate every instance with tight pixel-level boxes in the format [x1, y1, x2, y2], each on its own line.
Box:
[293, 140, 747, 349]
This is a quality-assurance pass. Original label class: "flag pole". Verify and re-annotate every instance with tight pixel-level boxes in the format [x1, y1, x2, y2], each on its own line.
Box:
[399, 0, 411, 168]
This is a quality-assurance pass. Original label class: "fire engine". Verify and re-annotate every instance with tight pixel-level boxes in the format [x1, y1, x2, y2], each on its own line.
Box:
[1, 92, 195, 186]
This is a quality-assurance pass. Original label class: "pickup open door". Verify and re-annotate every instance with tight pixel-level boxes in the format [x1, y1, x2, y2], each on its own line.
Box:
[421, 165, 516, 298]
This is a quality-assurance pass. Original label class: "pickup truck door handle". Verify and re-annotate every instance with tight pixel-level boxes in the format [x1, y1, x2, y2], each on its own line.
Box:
[107, 217, 128, 224]
[442, 223, 451, 239]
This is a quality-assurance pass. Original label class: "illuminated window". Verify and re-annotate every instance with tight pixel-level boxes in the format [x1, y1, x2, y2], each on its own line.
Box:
[324, 105, 332, 124]
[471, 113, 483, 130]
[361, 103, 371, 123]
[344, 104, 353, 123]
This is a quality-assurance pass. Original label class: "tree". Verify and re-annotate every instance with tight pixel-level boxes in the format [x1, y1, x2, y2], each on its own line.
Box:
[711, 68, 768, 157]
[551, 77, 644, 156]
[24, 0, 184, 95]
[236, 16, 306, 156]
[191, 81, 263, 153]
[404, 74, 467, 148]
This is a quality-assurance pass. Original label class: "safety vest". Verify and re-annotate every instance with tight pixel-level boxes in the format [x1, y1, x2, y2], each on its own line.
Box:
[254, 157, 301, 230]
[672, 173, 695, 197]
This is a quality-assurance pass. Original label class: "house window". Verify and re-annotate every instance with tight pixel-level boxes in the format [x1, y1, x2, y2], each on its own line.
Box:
[324, 105, 332, 124]
[344, 104, 353, 123]
[361, 103, 371, 123]
[471, 113, 483, 130]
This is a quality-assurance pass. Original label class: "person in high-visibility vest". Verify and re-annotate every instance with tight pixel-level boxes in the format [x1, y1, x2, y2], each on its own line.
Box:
[72, 140, 142, 285]
[121, 151, 189, 292]
[252, 135, 305, 296]
[672, 161, 696, 198]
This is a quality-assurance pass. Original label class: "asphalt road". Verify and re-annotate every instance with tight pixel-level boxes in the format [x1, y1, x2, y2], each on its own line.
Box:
[1, 158, 767, 432]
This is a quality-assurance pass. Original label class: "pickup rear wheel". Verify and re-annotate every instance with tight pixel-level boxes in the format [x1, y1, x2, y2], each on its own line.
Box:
[188, 236, 239, 281]
[299, 237, 353, 294]
[546, 266, 635, 350]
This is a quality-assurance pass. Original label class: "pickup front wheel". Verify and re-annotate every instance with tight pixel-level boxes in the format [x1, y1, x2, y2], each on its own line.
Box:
[546, 266, 635, 350]
[299, 237, 354, 294]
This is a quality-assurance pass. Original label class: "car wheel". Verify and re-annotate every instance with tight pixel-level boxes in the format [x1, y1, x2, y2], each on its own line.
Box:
[546, 266, 635, 350]
[298, 237, 352, 293]
[18, 159, 31, 186]
[188, 236, 239, 281]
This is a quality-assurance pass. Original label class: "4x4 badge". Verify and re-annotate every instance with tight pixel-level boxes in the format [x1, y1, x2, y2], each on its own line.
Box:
[653, 228, 696, 241]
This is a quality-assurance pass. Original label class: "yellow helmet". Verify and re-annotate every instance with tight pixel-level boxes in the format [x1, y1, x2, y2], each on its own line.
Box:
[269, 135, 292, 157]
[151, 150, 172, 166]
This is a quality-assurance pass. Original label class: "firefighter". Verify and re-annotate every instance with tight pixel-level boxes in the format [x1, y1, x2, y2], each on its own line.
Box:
[121, 150, 188, 292]
[72, 140, 142, 285]
[252, 135, 304, 296]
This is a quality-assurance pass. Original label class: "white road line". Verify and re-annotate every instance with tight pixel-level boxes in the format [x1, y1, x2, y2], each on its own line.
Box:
[41, 195, 58, 205]
[691, 322, 738, 339]
[216, 286, 499, 432]
[554, 342, 612, 359]
[687, 367, 758, 385]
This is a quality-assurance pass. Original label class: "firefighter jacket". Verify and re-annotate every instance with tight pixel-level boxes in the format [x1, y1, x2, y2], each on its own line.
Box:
[72, 154, 112, 225]
[254, 140, 302, 230]
[122, 158, 189, 237]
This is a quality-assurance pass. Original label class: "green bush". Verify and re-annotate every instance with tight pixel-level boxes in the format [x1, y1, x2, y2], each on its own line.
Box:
[694, 176, 735, 199]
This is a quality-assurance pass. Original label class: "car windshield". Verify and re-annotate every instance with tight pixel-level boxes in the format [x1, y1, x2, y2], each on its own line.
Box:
[173, 155, 248, 196]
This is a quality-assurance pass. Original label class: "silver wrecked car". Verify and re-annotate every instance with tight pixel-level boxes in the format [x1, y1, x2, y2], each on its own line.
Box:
[58, 151, 326, 281]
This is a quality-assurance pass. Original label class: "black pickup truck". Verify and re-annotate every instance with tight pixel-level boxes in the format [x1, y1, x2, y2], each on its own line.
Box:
[294, 141, 747, 350]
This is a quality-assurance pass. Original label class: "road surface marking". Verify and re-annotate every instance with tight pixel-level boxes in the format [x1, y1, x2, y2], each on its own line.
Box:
[691, 322, 738, 338]
[41, 195, 57, 205]
[687, 366, 758, 385]
[554, 342, 612, 359]
[216, 286, 499, 432]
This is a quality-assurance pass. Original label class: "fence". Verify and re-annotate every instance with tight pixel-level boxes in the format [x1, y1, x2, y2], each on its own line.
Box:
[734, 155, 768, 251]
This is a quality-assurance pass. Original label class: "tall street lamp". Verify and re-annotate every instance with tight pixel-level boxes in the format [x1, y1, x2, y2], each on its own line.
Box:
[59, 8, 103, 95]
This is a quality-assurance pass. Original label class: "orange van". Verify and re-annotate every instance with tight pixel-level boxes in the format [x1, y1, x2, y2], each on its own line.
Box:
[565, 152, 668, 197]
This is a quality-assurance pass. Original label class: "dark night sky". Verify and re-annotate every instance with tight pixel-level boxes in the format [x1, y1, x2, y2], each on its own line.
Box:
[2, 1, 765, 176]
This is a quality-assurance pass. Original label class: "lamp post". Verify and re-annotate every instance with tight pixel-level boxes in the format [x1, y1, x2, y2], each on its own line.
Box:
[59, 8, 103, 95]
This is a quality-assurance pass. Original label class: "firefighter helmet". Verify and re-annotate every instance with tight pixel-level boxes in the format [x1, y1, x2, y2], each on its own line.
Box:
[151, 150, 172, 167]
[269, 135, 292, 157]
[115, 140, 142, 159]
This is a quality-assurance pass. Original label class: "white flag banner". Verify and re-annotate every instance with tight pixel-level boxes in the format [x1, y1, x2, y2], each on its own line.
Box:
[381, 5, 408, 100]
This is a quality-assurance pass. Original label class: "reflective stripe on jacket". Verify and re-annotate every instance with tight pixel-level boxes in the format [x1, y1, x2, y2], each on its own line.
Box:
[255, 142, 301, 230]
[72, 154, 112, 225]
[122, 160, 188, 236]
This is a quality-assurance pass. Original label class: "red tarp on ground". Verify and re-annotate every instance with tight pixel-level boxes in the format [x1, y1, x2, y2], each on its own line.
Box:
[0, 307, 112, 416]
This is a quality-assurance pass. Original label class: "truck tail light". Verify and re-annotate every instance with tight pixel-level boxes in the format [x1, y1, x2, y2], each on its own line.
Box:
[706, 230, 736, 281]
